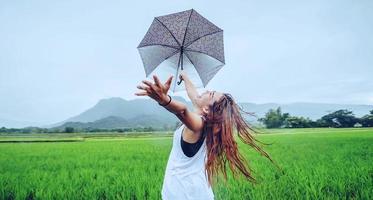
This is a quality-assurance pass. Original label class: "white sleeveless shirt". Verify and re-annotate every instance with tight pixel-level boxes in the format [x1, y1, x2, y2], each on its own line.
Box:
[161, 124, 215, 200]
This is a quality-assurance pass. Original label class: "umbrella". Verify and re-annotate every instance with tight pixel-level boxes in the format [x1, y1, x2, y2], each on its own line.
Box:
[137, 9, 225, 92]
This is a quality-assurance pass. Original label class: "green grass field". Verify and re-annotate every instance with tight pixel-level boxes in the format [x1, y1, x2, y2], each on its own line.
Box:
[0, 128, 372, 200]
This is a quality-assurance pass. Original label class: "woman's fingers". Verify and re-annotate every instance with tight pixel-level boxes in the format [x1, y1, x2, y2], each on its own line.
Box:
[137, 84, 150, 91]
[142, 80, 157, 91]
[153, 75, 162, 87]
[138, 75, 166, 98]
[142, 80, 153, 87]
[164, 75, 173, 91]
[135, 91, 149, 96]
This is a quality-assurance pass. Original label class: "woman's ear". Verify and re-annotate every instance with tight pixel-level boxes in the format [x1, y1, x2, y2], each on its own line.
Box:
[202, 106, 209, 116]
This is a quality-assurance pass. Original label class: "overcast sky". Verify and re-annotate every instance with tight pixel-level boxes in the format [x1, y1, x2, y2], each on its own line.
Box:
[0, 0, 372, 125]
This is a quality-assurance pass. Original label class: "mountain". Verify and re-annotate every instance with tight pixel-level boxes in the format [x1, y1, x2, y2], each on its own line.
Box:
[49, 96, 191, 129]
[49, 97, 373, 130]
[55, 115, 175, 130]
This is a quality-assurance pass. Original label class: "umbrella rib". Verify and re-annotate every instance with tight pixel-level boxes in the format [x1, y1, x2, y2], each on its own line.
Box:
[145, 48, 181, 77]
[164, 49, 181, 60]
[155, 18, 181, 47]
[137, 44, 179, 50]
[184, 30, 223, 48]
[185, 49, 225, 64]
[181, 9, 194, 47]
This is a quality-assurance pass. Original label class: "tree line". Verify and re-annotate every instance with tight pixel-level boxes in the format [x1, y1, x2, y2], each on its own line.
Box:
[0, 123, 181, 134]
[259, 107, 373, 128]
[1, 109, 372, 133]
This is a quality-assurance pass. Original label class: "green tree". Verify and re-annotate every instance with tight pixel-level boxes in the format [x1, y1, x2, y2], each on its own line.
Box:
[320, 109, 358, 128]
[315, 119, 329, 127]
[64, 127, 74, 133]
[259, 107, 289, 128]
[284, 116, 314, 128]
[361, 110, 373, 127]
[0, 127, 7, 133]
[116, 129, 124, 133]
[144, 126, 155, 132]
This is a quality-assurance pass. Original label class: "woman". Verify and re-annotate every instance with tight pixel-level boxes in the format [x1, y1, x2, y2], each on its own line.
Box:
[135, 72, 277, 200]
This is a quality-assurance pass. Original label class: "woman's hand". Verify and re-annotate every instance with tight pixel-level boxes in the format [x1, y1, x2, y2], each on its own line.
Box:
[135, 75, 173, 104]
[135, 73, 204, 133]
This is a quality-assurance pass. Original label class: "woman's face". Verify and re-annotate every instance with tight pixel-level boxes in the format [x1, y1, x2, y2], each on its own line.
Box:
[195, 90, 223, 111]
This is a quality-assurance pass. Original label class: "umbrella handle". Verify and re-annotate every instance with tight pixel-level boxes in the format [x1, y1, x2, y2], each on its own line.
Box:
[177, 78, 183, 85]
[177, 50, 184, 85]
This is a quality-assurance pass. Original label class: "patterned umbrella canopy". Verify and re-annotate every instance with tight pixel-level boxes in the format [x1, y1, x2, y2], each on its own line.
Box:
[137, 9, 225, 92]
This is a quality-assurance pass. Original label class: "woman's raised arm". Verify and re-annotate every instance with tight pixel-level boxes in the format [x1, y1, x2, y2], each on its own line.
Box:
[179, 71, 199, 108]
[135, 75, 203, 132]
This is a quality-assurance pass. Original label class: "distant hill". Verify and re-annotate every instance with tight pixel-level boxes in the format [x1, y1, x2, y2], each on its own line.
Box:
[55, 115, 176, 130]
[49, 96, 192, 129]
[48, 97, 373, 130]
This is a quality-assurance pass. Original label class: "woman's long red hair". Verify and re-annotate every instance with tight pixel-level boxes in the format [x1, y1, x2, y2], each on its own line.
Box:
[203, 93, 280, 186]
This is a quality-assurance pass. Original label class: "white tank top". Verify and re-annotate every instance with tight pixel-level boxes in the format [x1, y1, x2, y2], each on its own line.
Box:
[161, 123, 215, 200]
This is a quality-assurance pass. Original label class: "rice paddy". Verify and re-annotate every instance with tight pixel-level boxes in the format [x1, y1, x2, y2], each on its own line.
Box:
[0, 128, 372, 199]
